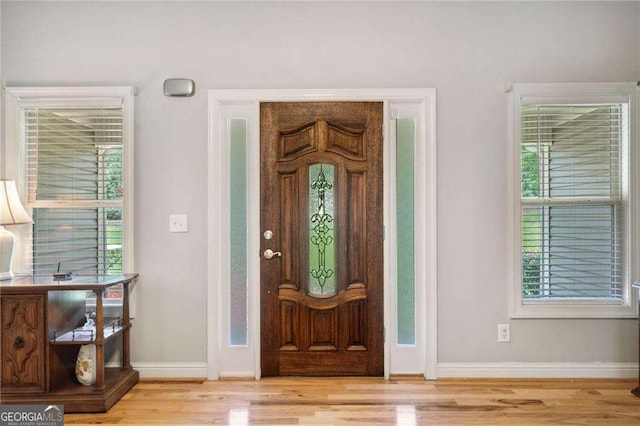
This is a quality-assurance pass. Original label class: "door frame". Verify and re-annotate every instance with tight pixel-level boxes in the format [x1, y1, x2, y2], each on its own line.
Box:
[207, 89, 437, 380]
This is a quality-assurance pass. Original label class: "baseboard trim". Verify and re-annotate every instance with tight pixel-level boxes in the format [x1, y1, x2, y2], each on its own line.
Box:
[438, 362, 638, 379]
[130, 362, 208, 379]
[113, 361, 638, 380]
[219, 372, 256, 379]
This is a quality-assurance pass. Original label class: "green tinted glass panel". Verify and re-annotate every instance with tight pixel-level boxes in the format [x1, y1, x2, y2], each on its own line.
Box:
[397, 118, 415, 345]
[229, 119, 248, 345]
[309, 164, 336, 296]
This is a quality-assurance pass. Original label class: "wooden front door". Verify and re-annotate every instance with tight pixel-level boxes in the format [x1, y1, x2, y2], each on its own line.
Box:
[260, 102, 384, 376]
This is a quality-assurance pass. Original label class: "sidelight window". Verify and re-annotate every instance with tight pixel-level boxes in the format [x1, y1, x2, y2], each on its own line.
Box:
[229, 118, 248, 345]
[396, 118, 415, 344]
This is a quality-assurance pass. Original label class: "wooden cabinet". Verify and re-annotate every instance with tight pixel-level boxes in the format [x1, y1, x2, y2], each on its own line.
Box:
[1, 294, 46, 392]
[0, 275, 139, 412]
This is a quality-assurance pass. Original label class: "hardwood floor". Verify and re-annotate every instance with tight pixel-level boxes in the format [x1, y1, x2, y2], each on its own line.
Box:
[66, 377, 640, 425]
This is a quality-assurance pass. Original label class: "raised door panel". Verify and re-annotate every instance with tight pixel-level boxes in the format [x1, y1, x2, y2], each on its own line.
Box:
[307, 305, 338, 351]
[1, 294, 46, 392]
[279, 122, 318, 162]
[279, 300, 299, 351]
[279, 170, 302, 288]
[346, 170, 367, 286]
[326, 122, 366, 161]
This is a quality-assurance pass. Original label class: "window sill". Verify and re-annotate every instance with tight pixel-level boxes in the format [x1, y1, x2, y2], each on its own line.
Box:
[510, 299, 638, 319]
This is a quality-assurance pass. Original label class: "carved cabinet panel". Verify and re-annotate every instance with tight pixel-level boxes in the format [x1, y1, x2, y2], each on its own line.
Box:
[1, 294, 46, 392]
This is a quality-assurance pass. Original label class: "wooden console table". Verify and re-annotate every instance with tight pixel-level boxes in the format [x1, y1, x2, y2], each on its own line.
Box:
[634, 281, 640, 398]
[0, 274, 139, 412]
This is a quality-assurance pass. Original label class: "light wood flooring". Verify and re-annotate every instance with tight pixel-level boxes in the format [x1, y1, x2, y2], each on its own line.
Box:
[66, 377, 640, 425]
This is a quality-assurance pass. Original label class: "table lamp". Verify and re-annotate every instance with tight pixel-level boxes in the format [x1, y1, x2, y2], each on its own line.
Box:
[0, 180, 32, 280]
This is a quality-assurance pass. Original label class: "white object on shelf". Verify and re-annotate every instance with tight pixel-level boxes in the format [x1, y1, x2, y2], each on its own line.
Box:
[76, 344, 97, 385]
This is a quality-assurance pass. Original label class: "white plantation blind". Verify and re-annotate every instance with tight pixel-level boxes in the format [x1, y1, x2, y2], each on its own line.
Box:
[520, 104, 625, 299]
[23, 107, 124, 276]
[32, 208, 111, 274]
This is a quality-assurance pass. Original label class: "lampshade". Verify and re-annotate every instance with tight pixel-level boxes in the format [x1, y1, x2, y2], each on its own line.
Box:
[0, 180, 32, 225]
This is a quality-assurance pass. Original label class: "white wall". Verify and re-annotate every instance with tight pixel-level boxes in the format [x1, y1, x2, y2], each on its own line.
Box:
[0, 2, 3, 178]
[2, 1, 639, 368]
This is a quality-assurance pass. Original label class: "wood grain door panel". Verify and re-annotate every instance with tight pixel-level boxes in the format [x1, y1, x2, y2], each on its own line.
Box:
[1, 294, 46, 392]
[261, 102, 383, 376]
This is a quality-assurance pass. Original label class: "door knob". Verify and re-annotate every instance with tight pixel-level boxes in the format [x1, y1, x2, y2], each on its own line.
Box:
[263, 249, 282, 259]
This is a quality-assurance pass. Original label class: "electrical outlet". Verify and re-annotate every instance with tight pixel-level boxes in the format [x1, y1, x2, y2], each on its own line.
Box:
[498, 324, 510, 343]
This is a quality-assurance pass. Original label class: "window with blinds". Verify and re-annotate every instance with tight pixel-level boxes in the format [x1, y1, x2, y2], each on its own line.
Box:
[520, 104, 626, 300]
[22, 107, 124, 295]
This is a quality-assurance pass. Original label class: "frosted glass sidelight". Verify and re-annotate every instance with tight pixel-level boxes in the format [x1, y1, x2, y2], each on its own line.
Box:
[396, 118, 415, 345]
[229, 119, 248, 345]
[308, 164, 336, 296]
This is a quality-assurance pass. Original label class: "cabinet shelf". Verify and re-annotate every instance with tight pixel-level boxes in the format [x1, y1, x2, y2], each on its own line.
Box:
[50, 318, 126, 345]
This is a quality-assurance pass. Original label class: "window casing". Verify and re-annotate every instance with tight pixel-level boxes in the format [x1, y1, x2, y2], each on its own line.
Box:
[5, 87, 134, 303]
[509, 83, 638, 318]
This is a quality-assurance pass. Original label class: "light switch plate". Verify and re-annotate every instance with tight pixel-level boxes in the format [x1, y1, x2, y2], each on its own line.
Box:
[169, 214, 188, 233]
